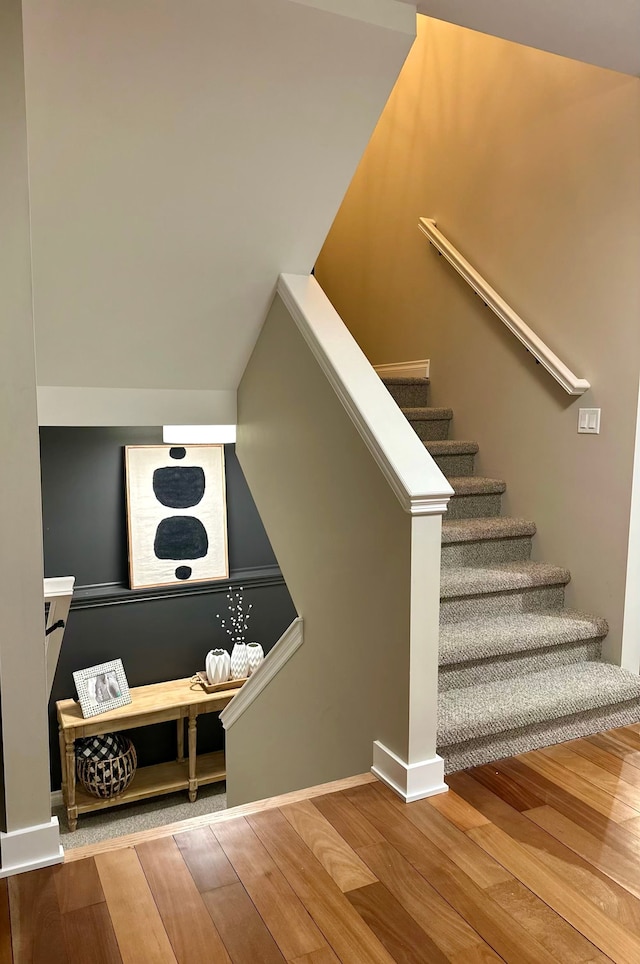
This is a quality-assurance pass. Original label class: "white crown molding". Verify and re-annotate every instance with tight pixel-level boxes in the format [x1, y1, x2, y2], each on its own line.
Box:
[277, 275, 452, 516]
[418, 218, 590, 396]
[220, 618, 304, 730]
[0, 817, 63, 878]
[374, 359, 430, 379]
[37, 387, 237, 427]
[371, 741, 447, 802]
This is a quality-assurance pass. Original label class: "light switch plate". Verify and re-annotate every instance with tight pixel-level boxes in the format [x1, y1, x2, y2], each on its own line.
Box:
[578, 408, 601, 434]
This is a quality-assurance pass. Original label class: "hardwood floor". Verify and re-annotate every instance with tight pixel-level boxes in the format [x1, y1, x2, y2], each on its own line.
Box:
[7, 727, 640, 962]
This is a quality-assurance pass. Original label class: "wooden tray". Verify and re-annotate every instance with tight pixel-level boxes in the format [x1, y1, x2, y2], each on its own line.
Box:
[195, 671, 248, 694]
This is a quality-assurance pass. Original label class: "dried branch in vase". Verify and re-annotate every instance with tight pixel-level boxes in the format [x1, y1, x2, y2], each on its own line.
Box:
[215, 586, 253, 646]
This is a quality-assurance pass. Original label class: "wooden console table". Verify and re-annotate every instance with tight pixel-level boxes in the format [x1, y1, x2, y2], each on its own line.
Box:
[56, 677, 239, 831]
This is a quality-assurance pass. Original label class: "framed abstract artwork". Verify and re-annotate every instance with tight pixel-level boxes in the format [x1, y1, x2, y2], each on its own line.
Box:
[125, 444, 229, 589]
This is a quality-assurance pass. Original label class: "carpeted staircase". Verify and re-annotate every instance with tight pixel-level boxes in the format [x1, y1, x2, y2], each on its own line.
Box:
[383, 375, 640, 773]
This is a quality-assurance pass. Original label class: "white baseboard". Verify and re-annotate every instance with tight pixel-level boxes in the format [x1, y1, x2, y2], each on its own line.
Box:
[0, 817, 63, 878]
[374, 359, 430, 380]
[51, 789, 64, 808]
[371, 740, 447, 802]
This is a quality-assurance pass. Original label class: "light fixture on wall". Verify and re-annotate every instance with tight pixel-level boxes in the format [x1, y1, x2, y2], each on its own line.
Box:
[162, 425, 237, 444]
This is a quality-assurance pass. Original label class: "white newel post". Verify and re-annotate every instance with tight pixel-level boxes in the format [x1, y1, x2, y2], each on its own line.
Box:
[0, 0, 62, 877]
[372, 509, 448, 802]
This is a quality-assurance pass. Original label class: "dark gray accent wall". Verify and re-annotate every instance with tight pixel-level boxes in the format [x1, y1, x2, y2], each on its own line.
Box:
[40, 428, 296, 789]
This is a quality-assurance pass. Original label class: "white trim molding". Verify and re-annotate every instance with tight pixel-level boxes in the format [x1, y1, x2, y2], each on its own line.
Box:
[277, 274, 453, 516]
[622, 377, 640, 674]
[374, 359, 430, 380]
[418, 219, 591, 396]
[220, 618, 304, 730]
[0, 817, 63, 878]
[371, 741, 447, 803]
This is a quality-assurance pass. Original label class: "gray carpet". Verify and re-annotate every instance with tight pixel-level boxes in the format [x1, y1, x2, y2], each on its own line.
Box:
[442, 518, 536, 542]
[56, 783, 227, 850]
[383, 375, 640, 771]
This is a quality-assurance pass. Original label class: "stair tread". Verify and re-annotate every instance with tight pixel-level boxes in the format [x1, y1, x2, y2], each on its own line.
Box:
[441, 519, 535, 546]
[381, 376, 430, 385]
[425, 440, 479, 456]
[402, 407, 453, 420]
[448, 477, 507, 496]
[440, 561, 571, 598]
[439, 610, 608, 664]
[438, 662, 640, 746]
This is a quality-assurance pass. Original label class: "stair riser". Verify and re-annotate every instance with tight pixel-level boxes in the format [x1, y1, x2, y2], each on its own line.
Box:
[440, 585, 566, 623]
[385, 384, 430, 407]
[441, 537, 532, 567]
[439, 699, 640, 773]
[433, 454, 476, 477]
[446, 494, 502, 520]
[408, 419, 451, 441]
[439, 639, 602, 691]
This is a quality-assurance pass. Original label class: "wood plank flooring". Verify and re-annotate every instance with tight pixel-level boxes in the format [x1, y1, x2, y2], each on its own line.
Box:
[8, 727, 640, 962]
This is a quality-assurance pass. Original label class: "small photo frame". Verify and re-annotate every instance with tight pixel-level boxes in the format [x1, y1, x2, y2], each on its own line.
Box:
[73, 659, 132, 719]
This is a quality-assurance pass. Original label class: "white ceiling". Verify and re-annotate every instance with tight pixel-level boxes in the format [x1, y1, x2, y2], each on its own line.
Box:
[417, 0, 640, 76]
[23, 0, 414, 423]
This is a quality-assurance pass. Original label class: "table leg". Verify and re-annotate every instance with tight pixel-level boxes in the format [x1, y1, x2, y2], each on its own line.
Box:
[176, 718, 185, 763]
[58, 725, 67, 806]
[188, 713, 197, 802]
[65, 737, 78, 832]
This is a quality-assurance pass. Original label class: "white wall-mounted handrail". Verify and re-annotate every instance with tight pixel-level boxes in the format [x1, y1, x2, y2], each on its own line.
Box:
[220, 617, 304, 730]
[418, 218, 591, 396]
[44, 575, 75, 699]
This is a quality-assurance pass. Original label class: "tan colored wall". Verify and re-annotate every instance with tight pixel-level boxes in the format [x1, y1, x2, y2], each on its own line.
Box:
[0, 0, 55, 835]
[226, 293, 412, 806]
[315, 16, 640, 662]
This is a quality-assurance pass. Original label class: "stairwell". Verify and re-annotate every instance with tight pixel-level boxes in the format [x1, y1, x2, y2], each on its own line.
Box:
[383, 375, 640, 774]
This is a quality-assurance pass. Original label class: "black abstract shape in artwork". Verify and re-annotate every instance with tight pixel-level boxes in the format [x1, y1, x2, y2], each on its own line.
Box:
[169, 447, 187, 460]
[154, 517, 209, 560]
[153, 466, 205, 508]
[175, 565, 192, 580]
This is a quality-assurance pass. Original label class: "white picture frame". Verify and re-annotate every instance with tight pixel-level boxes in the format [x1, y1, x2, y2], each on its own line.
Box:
[125, 444, 229, 590]
[73, 659, 132, 719]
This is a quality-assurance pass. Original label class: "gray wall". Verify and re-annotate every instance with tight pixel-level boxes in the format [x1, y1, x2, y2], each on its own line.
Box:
[227, 293, 412, 806]
[41, 428, 296, 789]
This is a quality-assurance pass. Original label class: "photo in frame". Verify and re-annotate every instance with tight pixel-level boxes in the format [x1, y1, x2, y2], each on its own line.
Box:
[125, 444, 229, 590]
[73, 659, 132, 719]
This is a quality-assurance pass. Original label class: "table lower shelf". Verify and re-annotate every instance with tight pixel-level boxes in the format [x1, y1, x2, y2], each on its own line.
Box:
[73, 750, 226, 815]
